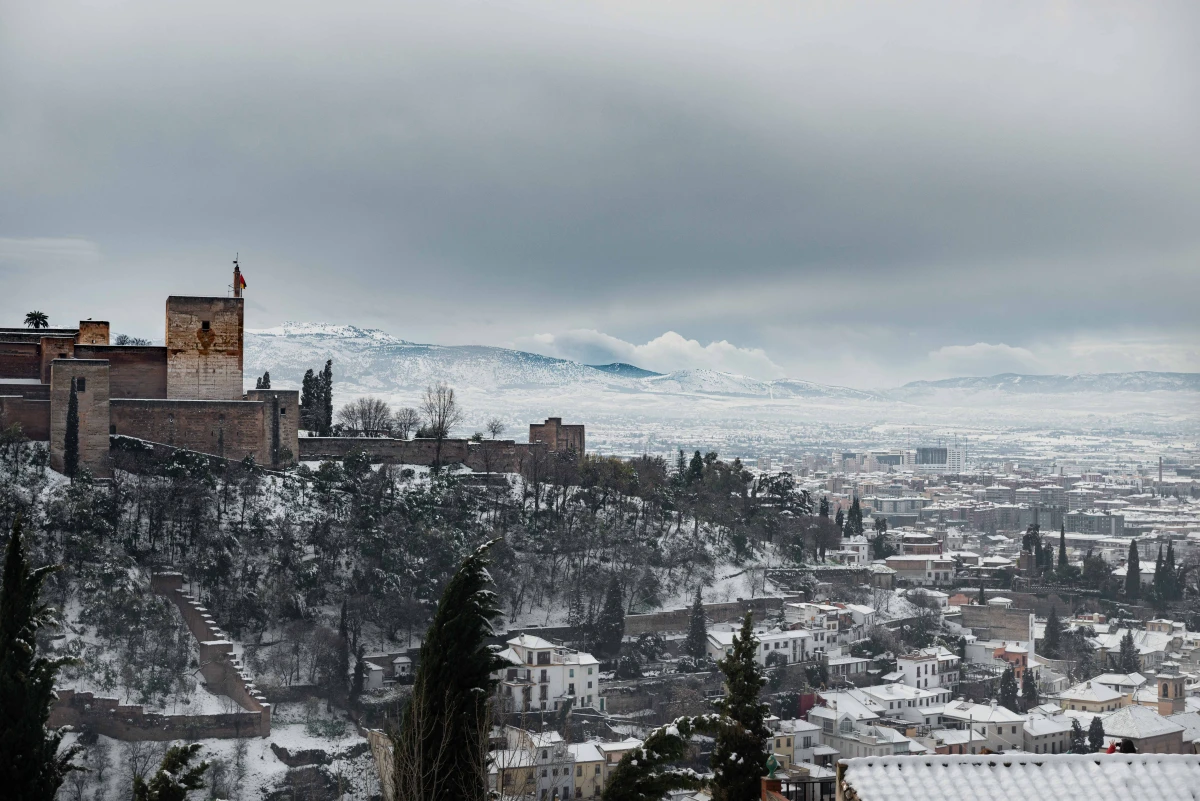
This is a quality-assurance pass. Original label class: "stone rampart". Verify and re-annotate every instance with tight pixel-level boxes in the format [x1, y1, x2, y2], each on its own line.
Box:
[75, 345, 168, 399]
[50, 689, 264, 741]
[0, 395, 50, 440]
[110, 399, 269, 465]
[623, 594, 804, 635]
[298, 436, 547, 473]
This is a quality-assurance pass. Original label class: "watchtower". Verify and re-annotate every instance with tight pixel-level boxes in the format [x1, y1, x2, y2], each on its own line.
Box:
[165, 296, 244, 400]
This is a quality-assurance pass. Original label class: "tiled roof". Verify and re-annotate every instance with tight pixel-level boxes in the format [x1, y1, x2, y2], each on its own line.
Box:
[1102, 704, 1185, 739]
[840, 754, 1200, 800]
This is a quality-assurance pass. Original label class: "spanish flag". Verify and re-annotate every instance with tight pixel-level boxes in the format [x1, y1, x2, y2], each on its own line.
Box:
[237, 271, 247, 290]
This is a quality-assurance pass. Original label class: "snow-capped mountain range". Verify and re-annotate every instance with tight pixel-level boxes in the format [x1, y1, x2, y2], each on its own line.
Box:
[244, 322, 1199, 401]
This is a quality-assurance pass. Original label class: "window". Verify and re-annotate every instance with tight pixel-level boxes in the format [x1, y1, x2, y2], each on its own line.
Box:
[576, 766, 582, 777]
[568, 683, 575, 695]
[541, 769, 547, 778]
[764, 644, 770, 652]
[587, 681, 592, 689]
[201, 320, 211, 330]
[588, 667, 593, 675]
[569, 669, 575, 678]
[75, 377, 86, 392]
[595, 766, 601, 775]
[543, 751, 548, 760]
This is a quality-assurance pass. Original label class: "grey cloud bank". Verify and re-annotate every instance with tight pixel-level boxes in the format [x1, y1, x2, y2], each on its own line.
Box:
[1, 0, 1198, 386]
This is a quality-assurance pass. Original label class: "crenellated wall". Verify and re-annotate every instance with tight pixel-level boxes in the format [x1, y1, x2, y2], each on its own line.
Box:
[298, 436, 550, 473]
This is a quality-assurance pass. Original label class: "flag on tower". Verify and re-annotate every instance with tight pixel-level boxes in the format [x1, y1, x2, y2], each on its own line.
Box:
[237, 271, 247, 289]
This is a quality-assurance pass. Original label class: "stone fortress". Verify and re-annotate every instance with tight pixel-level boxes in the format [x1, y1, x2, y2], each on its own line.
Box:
[0, 264, 297, 476]
[1, 265, 584, 476]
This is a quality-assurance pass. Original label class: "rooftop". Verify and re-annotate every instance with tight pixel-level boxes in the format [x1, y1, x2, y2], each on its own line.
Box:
[839, 754, 1200, 801]
[1102, 704, 1185, 739]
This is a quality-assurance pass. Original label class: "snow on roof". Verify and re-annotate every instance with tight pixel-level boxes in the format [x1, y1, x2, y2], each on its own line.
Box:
[1102, 704, 1185, 739]
[840, 753, 1200, 800]
[1058, 681, 1124, 704]
[507, 634, 558, 650]
[1024, 715, 1073, 736]
[1169, 712, 1200, 744]
[596, 738, 643, 754]
[568, 742, 604, 763]
[496, 647, 522, 666]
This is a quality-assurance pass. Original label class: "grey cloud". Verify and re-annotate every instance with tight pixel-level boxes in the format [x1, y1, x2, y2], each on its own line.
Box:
[1, 0, 1198, 385]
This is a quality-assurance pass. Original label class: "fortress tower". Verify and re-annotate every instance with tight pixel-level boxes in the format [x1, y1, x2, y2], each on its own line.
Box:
[165, 296, 244, 400]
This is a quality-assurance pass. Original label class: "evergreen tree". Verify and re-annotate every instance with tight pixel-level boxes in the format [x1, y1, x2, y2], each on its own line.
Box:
[684, 588, 708, 660]
[319, 359, 334, 436]
[567, 587, 588, 644]
[132, 744, 208, 801]
[849, 497, 864, 536]
[1021, 668, 1038, 711]
[818, 496, 829, 518]
[337, 599, 350, 696]
[675, 450, 686, 483]
[1040, 607, 1063, 659]
[1166, 540, 1178, 600]
[601, 717, 706, 801]
[1118, 630, 1140, 674]
[63, 378, 79, 479]
[392, 540, 507, 801]
[1153, 545, 1165, 601]
[834, 507, 844, 532]
[1125, 539, 1140, 599]
[710, 612, 769, 801]
[1058, 523, 1068, 571]
[1070, 719, 1087, 753]
[1087, 716, 1105, 753]
[687, 451, 704, 485]
[998, 665, 1019, 712]
[0, 518, 80, 799]
[977, 570, 986, 605]
[300, 368, 317, 432]
[594, 576, 626, 657]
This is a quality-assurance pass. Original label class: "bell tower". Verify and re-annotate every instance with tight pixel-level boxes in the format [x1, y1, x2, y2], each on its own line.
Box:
[1158, 661, 1185, 716]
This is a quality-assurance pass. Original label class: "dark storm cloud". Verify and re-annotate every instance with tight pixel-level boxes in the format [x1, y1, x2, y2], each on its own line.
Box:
[1, 0, 1197, 384]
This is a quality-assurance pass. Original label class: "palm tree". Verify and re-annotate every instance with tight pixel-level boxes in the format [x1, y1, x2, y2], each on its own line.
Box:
[23, 311, 49, 329]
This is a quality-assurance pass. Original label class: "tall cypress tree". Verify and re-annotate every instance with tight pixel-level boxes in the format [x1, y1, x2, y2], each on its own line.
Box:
[595, 577, 626, 657]
[319, 360, 333, 436]
[998, 665, 1019, 712]
[1153, 545, 1165, 601]
[1166, 540, 1178, 600]
[818, 496, 829, 518]
[1125, 540, 1140, 599]
[685, 587, 708, 660]
[1041, 606, 1063, 659]
[63, 378, 79, 479]
[710, 612, 769, 801]
[1117, 630, 1140, 674]
[1087, 716, 1105, 753]
[300, 369, 316, 432]
[1057, 523, 1068, 571]
[1021, 667, 1038, 711]
[0, 518, 80, 799]
[849, 497, 864, 536]
[392, 540, 507, 801]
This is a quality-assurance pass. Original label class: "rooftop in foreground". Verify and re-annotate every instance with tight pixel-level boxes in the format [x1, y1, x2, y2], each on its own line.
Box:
[838, 753, 1200, 801]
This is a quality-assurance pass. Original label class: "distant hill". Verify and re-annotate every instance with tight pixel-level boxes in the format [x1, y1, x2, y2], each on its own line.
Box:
[586, 363, 662, 379]
[892, 371, 1200, 397]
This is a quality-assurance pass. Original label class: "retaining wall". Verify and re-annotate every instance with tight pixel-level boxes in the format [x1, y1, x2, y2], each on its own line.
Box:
[623, 595, 804, 636]
[298, 436, 549, 473]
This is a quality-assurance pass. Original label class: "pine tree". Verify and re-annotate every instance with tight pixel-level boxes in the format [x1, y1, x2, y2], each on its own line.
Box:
[392, 539, 507, 801]
[1118, 630, 1140, 674]
[132, 744, 208, 801]
[1070, 719, 1087, 753]
[0, 518, 80, 799]
[998, 665, 1019, 712]
[1041, 607, 1062, 659]
[594, 576, 626, 657]
[710, 612, 769, 801]
[685, 588, 707, 660]
[1087, 716, 1105, 753]
[1125, 540, 1140, 599]
[601, 717, 706, 801]
[1021, 668, 1038, 711]
[319, 360, 334, 436]
[1058, 523, 1067, 571]
[63, 378, 79, 479]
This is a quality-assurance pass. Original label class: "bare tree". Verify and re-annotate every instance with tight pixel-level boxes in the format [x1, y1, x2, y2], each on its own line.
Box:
[393, 407, 421, 440]
[336, 396, 393, 437]
[486, 417, 505, 440]
[420, 383, 464, 469]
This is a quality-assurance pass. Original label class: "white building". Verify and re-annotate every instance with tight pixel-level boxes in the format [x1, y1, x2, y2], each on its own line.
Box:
[1023, 713, 1073, 754]
[939, 700, 1027, 753]
[495, 635, 604, 713]
[896, 646, 961, 690]
[857, 682, 951, 726]
[706, 627, 812, 666]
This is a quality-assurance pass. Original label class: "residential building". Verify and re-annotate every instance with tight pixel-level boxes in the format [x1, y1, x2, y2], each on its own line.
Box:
[705, 627, 812, 666]
[506, 729, 574, 801]
[567, 743, 604, 799]
[896, 646, 961, 691]
[1057, 680, 1126, 714]
[939, 700, 1027, 753]
[1101, 704, 1186, 753]
[495, 635, 604, 713]
[1022, 713, 1073, 754]
[884, 555, 956, 586]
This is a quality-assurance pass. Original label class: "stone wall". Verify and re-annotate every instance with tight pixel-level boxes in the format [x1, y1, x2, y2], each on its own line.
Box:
[49, 359, 111, 477]
[245, 388, 300, 466]
[960, 604, 1035, 643]
[529, 418, 585, 453]
[623, 595, 804, 636]
[150, 573, 272, 733]
[110, 398, 271, 465]
[49, 690, 265, 741]
[0, 340, 40, 379]
[0, 396, 50, 439]
[75, 345, 168, 399]
[298, 436, 547, 473]
[166, 296, 244, 401]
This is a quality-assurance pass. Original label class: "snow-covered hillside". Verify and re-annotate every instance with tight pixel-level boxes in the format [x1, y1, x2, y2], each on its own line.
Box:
[891, 371, 1200, 397]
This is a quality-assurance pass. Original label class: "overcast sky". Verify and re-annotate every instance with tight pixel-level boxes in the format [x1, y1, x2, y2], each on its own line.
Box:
[2, 1, 1198, 387]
